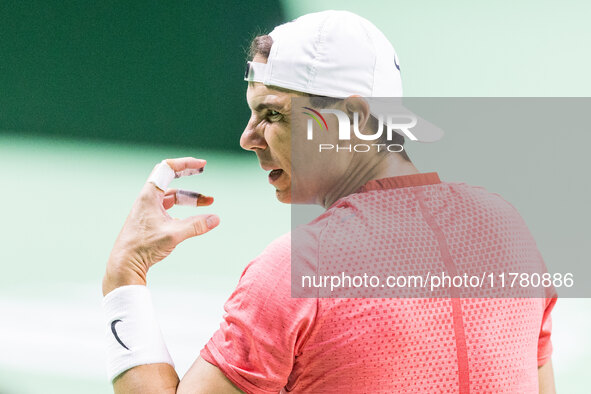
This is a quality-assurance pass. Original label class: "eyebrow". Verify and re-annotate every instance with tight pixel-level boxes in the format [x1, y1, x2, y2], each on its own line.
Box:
[253, 101, 285, 112]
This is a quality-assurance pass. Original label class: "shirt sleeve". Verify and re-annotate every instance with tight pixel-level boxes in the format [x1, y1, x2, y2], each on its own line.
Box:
[537, 296, 557, 367]
[200, 233, 318, 394]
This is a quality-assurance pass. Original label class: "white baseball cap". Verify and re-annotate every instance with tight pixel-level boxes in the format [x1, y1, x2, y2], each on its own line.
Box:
[244, 10, 443, 143]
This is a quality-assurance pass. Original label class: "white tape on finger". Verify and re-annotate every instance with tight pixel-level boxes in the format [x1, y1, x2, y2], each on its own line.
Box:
[175, 168, 204, 178]
[148, 160, 204, 191]
[148, 160, 175, 191]
[176, 189, 201, 206]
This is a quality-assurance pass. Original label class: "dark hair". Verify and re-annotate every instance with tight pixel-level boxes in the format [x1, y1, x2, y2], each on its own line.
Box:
[247, 35, 410, 160]
[248, 35, 273, 60]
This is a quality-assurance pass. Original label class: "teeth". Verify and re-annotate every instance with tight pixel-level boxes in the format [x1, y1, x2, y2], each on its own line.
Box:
[269, 169, 282, 179]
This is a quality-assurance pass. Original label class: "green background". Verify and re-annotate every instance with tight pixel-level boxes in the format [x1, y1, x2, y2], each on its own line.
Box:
[1, 1, 589, 393]
[0, 0, 283, 150]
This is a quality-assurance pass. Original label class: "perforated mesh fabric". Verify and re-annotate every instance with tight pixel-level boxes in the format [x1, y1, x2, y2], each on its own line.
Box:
[201, 173, 555, 393]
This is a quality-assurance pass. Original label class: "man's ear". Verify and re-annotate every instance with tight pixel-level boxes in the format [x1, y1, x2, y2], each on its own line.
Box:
[344, 95, 371, 132]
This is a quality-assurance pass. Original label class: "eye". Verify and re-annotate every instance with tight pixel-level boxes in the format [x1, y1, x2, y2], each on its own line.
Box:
[267, 110, 283, 122]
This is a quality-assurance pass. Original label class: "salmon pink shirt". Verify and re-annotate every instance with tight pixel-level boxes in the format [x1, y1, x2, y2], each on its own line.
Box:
[201, 172, 556, 393]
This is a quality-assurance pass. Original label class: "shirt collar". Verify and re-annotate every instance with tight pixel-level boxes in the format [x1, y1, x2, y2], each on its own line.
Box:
[356, 172, 441, 193]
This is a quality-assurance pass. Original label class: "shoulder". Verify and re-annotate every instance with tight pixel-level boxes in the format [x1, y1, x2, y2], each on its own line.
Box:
[230, 233, 292, 304]
[245, 210, 336, 275]
[249, 232, 292, 268]
[236, 211, 337, 301]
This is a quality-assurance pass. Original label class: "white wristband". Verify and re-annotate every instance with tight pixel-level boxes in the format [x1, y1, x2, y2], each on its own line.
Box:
[103, 285, 174, 381]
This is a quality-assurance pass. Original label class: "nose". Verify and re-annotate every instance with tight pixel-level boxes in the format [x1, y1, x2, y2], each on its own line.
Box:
[240, 115, 267, 151]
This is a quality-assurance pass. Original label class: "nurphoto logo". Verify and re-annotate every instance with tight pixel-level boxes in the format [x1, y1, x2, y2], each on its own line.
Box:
[303, 107, 419, 153]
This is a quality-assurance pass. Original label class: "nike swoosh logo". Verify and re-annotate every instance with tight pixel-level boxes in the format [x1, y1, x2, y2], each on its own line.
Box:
[111, 319, 130, 350]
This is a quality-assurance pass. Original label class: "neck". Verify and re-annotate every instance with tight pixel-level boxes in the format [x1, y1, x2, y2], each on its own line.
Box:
[321, 152, 419, 209]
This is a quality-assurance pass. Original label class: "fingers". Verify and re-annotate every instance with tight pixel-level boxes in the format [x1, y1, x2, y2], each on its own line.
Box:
[165, 157, 206, 178]
[175, 189, 214, 207]
[163, 189, 177, 210]
[162, 188, 214, 210]
[147, 157, 207, 194]
[147, 161, 175, 193]
[171, 214, 220, 242]
[107, 157, 218, 285]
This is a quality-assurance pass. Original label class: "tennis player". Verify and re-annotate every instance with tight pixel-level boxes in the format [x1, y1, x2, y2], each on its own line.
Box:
[102, 10, 557, 393]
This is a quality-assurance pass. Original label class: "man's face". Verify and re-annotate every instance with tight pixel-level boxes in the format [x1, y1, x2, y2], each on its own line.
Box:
[241, 78, 298, 203]
[241, 82, 357, 205]
[240, 55, 363, 205]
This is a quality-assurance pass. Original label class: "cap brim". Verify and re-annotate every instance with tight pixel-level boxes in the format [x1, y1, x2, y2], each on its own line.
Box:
[366, 98, 444, 143]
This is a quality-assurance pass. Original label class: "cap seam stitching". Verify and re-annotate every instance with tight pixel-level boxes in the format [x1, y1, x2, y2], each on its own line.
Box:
[307, 14, 330, 90]
[358, 19, 378, 96]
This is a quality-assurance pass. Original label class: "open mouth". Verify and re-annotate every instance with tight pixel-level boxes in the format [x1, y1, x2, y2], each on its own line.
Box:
[268, 169, 283, 182]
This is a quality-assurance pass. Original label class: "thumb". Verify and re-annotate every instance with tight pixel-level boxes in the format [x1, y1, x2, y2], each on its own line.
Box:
[172, 214, 220, 242]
